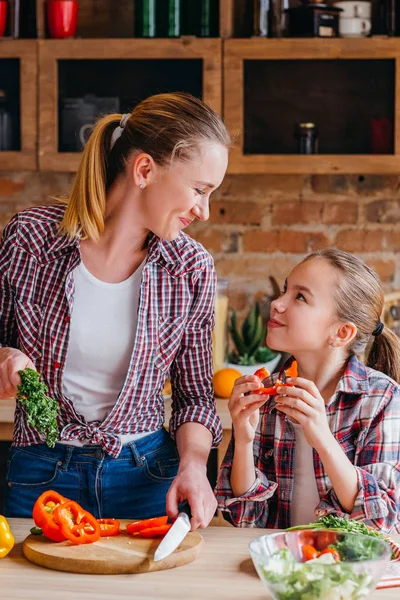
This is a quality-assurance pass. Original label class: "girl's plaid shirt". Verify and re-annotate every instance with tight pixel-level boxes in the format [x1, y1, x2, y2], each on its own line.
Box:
[0, 205, 222, 457]
[215, 355, 400, 534]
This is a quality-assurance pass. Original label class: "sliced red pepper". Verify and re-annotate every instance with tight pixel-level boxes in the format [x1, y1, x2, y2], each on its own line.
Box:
[253, 385, 279, 396]
[126, 516, 168, 535]
[32, 490, 67, 542]
[53, 500, 100, 545]
[97, 518, 120, 537]
[254, 367, 270, 381]
[319, 547, 340, 562]
[32, 490, 66, 528]
[302, 544, 319, 562]
[284, 360, 298, 380]
[137, 524, 172, 538]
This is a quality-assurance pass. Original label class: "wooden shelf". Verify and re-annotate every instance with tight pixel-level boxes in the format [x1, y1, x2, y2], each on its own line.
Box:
[0, 40, 37, 170]
[38, 38, 222, 172]
[225, 38, 400, 174]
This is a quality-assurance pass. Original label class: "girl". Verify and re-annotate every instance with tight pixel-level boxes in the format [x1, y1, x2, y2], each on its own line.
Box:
[1, 92, 230, 527]
[215, 249, 400, 533]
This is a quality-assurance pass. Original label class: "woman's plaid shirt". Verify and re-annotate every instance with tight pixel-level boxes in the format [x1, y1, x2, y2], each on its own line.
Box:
[215, 355, 400, 534]
[0, 205, 222, 457]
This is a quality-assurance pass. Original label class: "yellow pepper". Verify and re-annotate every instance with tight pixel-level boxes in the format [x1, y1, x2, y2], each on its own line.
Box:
[0, 516, 14, 558]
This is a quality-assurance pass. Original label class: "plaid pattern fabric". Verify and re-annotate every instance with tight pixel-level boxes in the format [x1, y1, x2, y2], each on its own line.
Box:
[215, 355, 400, 534]
[0, 205, 222, 457]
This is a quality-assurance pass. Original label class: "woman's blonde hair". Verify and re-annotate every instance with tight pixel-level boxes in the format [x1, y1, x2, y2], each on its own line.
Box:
[302, 249, 400, 383]
[59, 92, 231, 241]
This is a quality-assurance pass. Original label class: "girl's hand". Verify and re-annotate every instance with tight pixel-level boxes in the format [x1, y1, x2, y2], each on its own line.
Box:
[228, 375, 270, 445]
[0, 348, 35, 400]
[274, 377, 333, 452]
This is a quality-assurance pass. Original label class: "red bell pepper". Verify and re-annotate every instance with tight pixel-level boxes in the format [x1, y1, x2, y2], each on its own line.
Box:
[126, 516, 168, 535]
[253, 360, 299, 396]
[254, 367, 270, 381]
[53, 500, 100, 545]
[138, 524, 172, 538]
[97, 518, 120, 537]
[32, 490, 67, 542]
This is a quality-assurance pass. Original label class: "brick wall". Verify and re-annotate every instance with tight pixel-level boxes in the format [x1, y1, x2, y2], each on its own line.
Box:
[1, 171, 399, 313]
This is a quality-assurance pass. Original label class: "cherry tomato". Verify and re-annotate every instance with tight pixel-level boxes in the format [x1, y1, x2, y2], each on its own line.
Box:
[319, 547, 341, 562]
[302, 544, 319, 562]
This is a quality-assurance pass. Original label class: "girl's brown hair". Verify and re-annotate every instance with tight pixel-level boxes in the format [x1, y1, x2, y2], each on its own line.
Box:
[59, 92, 231, 241]
[303, 248, 400, 383]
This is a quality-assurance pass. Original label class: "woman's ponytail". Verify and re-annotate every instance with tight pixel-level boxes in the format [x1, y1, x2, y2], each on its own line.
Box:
[59, 114, 121, 241]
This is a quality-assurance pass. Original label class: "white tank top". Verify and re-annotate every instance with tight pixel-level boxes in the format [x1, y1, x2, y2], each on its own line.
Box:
[290, 421, 320, 526]
[61, 258, 154, 445]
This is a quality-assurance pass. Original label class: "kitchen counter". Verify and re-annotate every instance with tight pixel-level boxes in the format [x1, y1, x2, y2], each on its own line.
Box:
[1, 519, 399, 600]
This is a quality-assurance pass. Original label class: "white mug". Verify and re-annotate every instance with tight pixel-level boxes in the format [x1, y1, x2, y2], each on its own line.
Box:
[334, 1, 371, 19]
[339, 16, 371, 37]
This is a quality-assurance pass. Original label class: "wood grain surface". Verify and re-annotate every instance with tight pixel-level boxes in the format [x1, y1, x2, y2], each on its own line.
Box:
[22, 520, 203, 574]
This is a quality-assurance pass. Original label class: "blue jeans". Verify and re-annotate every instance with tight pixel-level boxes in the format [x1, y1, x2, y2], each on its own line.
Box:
[4, 429, 180, 519]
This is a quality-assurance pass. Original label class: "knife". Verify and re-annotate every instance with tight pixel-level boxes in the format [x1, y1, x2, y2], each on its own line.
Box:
[153, 512, 191, 562]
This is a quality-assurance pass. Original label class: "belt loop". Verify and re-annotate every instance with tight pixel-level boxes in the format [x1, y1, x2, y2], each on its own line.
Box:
[128, 441, 144, 467]
[59, 446, 73, 471]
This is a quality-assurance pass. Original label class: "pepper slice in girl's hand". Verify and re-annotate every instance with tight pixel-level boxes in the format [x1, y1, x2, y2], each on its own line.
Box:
[126, 516, 168, 535]
[53, 500, 100, 544]
[0, 516, 14, 558]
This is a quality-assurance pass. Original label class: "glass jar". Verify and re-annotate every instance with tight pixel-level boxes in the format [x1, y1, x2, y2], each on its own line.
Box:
[212, 279, 229, 372]
[294, 122, 319, 154]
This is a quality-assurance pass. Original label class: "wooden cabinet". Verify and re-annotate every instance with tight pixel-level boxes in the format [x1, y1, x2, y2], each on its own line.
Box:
[224, 38, 400, 174]
[38, 38, 222, 171]
[0, 40, 37, 170]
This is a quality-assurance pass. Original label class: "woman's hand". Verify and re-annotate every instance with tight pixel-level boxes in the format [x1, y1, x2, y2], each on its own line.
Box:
[166, 463, 216, 530]
[0, 348, 35, 400]
[228, 375, 270, 445]
[274, 377, 333, 452]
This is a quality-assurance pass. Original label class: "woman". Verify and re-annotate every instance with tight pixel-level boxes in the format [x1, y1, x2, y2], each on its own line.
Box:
[215, 249, 400, 533]
[0, 92, 230, 527]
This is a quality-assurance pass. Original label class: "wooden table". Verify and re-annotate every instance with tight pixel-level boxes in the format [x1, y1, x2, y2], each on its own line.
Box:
[1, 519, 398, 600]
[0, 398, 233, 468]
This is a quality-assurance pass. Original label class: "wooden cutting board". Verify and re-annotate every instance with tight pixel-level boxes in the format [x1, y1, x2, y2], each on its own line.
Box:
[22, 520, 203, 574]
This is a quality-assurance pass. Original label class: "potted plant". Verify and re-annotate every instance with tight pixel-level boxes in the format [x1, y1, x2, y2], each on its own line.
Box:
[226, 302, 281, 376]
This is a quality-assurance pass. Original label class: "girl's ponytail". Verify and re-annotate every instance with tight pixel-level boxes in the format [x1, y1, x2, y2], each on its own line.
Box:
[367, 326, 400, 384]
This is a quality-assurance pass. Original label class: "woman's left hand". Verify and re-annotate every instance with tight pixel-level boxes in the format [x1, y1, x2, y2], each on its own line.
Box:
[166, 463, 217, 531]
[274, 377, 334, 452]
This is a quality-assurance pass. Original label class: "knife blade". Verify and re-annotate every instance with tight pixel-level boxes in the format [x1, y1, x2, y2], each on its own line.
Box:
[153, 512, 191, 562]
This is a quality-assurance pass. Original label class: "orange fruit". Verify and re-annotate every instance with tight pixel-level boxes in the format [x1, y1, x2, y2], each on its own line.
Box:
[212, 368, 242, 399]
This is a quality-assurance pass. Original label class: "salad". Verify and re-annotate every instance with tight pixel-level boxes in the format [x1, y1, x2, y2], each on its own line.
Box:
[260, 548, 373, 600]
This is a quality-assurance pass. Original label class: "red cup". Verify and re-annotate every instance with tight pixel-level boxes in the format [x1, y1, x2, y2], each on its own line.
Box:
[0, 1, 8, 37]
[47, 0, 78, 39]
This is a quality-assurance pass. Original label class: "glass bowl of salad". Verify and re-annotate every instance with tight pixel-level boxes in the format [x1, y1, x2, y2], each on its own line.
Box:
[249, 529, 391, 600]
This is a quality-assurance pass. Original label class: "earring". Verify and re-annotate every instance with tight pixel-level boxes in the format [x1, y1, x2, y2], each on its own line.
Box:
[139, 183, 145, 189]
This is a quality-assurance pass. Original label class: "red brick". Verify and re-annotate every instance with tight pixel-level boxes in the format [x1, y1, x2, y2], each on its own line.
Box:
[365, 259, 395, 283]
[364, 200, 400, 223]
[272, 202, 323, 225]
[322, 202, 358, 225]
[242, 230, 279, 253]
[352, 175, 400, 195]
[0, 178, 25, 196]
[311, 175, 351, 195]
[190, 227, 238, 253]
[216, 174, 305, 201]
[210, 200, 265, 226]
[278, 231, 330, 253]
[385, 231, 400, 252]
[215, 256, 297, 282]
[335, 230, 385, 253]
